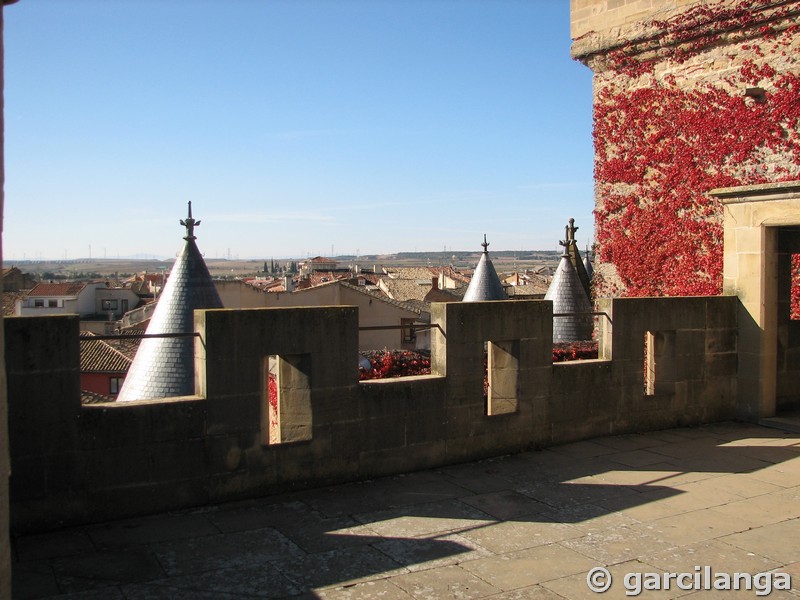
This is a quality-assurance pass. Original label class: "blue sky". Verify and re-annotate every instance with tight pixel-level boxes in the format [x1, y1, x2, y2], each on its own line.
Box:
[4, 0, 594, 261]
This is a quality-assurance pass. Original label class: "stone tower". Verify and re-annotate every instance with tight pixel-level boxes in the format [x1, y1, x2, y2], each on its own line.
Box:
[118, 203, 223, 401]
[571, 0, 800, 298]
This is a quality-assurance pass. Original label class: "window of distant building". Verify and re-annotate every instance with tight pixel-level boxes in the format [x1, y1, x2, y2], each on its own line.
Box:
[109, 377, 124, 395]
[34, 299, 44, 308]
[48, 299, 58, 308]
[101, 299, 118, 311]
[401, 318, 416, 345]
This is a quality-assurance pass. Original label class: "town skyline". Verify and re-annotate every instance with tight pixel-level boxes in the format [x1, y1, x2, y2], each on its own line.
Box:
[3, 246, 568, 280]
[4, 0, 594, 261]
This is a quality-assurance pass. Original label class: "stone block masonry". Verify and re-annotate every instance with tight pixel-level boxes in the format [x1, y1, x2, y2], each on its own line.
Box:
[6, 295, 738, 532]
[571, 0, 800, 299]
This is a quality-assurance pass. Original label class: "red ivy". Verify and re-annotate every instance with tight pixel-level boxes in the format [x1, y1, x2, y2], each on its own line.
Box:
[359, 343, 600, 389]
[591, 0, 800, 311]
[359, 350, 432, 380]
[283, 345, 601, 386]
[553, 341, 599, 362]
[793, 254, 800, 318]
[267, 373, 278, 428]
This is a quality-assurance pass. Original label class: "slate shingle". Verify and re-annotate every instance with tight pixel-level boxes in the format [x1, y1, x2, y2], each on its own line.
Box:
[545, 254, 593, 342]
[463, 238, 507, 302]
[118, 205, 222, 401]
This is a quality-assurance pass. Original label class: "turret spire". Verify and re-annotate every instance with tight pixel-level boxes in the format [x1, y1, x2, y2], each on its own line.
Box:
[180, 201, 201, 240]
[118, 202, 222, 401]
[567, 218, 578, 245]
[463, 235, 507, 302]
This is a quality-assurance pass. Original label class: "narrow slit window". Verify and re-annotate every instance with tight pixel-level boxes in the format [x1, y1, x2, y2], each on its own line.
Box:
[791, 253, 800, 321]
[644, 332, 656, 396]
[262, 353, 312, 445]
[644, 330, 676, 396]
[487, 340, 519, 416]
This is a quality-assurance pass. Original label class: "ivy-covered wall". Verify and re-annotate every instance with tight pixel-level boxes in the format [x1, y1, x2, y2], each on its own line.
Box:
[572, 0, 800, 300]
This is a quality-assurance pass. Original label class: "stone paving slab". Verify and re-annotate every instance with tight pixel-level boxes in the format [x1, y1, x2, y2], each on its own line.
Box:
[151, 527, 304, 577]
[84, 513, 220, 550]
[560, 522, 676, 564]
[460, 543, 597, 591]
[50, 548, 165, 589]
[353, 499, 494, 538]
[316, 578, 414, 599]
[10, 422, 800, 599]
[388, 563, 501, 599]
[372, 532, 491, 573]
[543, 559, 674, 599]
[459, 490, 548, 520]
[202, 500, 318, 534]
[137, 561, 303, 598]
[641, 539, 781, 579]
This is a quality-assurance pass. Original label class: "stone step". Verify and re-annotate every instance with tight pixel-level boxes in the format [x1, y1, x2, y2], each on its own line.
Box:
[759, 413, 800, 434]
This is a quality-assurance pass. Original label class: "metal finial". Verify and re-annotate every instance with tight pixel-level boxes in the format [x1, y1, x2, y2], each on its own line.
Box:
[567, 218, 578, 243]
[481, 234, 489, 253]
[179, 201, 201, 240]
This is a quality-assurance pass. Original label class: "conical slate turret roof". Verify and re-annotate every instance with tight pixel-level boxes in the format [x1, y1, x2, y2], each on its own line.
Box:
[463, 235, 507, 302]
[545, 245, 593, 343]
[118, 203, 223, 401]
[583, 247, 594, 281]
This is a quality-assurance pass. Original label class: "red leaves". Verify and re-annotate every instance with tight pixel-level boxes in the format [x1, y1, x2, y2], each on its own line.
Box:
[267, 373, 278, 410]
[359, 350, 432, 380]
[552, 342, 599, 363]
[267, 373, 278, 427]
[792, 254, 800, 320]
[740, 59, 776, 84]
[358, 342, 602, 387]
[607, 0, 791, 73]
[592, 12, 800, 299]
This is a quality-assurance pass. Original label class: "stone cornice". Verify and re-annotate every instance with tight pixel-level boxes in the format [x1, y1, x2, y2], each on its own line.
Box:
[572, 0, 800, 70]
[710, 180, 800, 202]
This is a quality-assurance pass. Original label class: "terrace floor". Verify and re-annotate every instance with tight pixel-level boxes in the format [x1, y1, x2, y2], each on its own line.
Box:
[11, 421, 800, 599]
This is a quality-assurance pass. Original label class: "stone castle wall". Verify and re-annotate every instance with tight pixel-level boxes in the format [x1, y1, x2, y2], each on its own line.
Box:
[571, 0, 699, 42]
[571, 0, 800, 297]
[7, 298, 738, 532]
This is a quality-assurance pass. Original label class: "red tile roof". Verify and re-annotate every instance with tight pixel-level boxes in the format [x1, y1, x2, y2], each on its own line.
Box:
[245, 278, 284, 291]
[353, 273, 381, 285]
[124, 273, 166, 284]
[28, 282, 88, 297]
[438, 266, 471, 284]
[81, 390, 115, 404]
[299, 272, 349, 287]
[2, 291, 25, 316]
[80, 332, 134, 373]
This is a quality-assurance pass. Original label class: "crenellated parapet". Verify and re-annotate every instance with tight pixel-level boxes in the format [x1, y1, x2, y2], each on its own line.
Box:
[7, 295, 741, 532]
